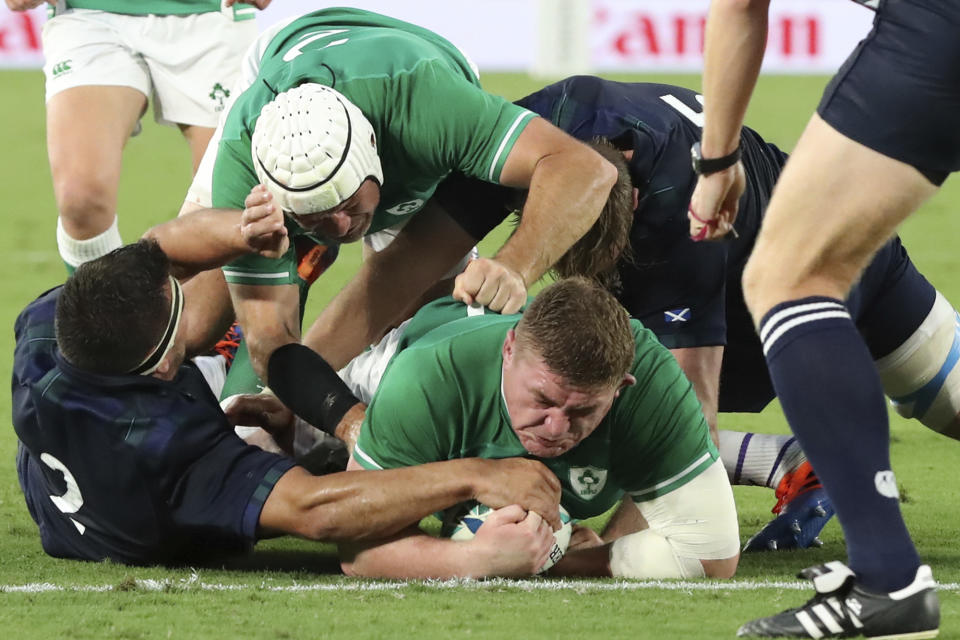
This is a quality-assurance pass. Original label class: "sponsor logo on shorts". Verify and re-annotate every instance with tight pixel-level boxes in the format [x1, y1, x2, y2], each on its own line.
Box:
[569, 466, 607, 499]
[51, 60, 72, 78]
[209, 83, 231, 112]
[385, 199, 424, 216]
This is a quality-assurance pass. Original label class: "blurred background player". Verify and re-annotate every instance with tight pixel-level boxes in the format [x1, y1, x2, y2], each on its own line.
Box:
[145, 8, 616, 440]
[688, 0, 952, 636]
[337, 278, 739, 580]
[12, 239, 562, 566]
[437, 75, 960, 554]
[3, 0, 271, 273]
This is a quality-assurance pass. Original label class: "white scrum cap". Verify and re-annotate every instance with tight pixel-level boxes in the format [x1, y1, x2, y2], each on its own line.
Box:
[252, 83, 383, 215]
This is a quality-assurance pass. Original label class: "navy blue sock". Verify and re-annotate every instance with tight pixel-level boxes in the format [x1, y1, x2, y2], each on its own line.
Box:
[759, 296, 921, 592]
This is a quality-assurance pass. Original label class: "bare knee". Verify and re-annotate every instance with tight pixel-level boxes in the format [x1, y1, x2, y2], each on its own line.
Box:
[52, 171, 117, 237]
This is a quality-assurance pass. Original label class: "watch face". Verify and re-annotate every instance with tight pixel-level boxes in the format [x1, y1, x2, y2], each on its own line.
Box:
[691, 142, 703, 174]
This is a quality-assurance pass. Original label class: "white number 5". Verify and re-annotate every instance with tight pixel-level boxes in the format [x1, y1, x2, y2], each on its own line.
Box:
[40, 452, 86, 535]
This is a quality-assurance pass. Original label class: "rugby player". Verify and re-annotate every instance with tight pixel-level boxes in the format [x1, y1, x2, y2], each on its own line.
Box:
[690, 0, 950, 636]
[436, 75, 960, 556]
[12, 240, 561, 567]
[144, 7, 617, 438]
[4, 0, 271, 272]
[337, 279, 740, 580]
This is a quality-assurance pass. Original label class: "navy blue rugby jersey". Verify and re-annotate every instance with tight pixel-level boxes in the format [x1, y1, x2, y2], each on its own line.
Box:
[12, 287, 295, 565]
[436, 75, 787, 349]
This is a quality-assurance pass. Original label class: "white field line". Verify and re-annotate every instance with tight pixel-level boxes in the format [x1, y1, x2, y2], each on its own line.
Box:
[3, 577, 960, 594]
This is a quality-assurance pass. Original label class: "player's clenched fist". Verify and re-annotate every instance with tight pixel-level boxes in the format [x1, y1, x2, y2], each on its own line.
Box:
[688, 162, 745, 242]
[472, 457, 561, 531]
[467, 505, 554, 577]
[241, 184, 289, 259]
[452, 257, 527, 314]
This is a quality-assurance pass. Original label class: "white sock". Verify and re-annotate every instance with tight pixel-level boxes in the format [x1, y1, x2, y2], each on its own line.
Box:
[718, 430, 806, 488]
[57, 216, 123, 268]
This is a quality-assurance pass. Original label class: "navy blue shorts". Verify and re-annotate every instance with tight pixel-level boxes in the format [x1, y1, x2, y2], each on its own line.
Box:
[818, 0, 960, 185]
[718, 236, 937, 412]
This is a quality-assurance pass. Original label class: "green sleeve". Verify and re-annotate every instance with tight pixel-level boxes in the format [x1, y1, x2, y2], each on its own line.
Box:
[609, 329, 718, 502]
[211, 136, 259, 212]
[352, 353, 454, 470]
[388, 62, 536, 184]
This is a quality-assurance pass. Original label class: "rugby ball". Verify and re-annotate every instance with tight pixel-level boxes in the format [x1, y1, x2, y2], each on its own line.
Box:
[440, 501, 573, 573]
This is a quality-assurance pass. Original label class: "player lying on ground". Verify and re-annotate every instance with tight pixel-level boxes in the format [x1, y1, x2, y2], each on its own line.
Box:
[329, 278, 740, 579]
[437, 75, 960, 552]
[143, 7, 617, 433]
[12, 240, 561, 567]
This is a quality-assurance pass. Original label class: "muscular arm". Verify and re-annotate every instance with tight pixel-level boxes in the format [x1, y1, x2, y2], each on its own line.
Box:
[700, 0, 770, 159]
[495, 117, 617, 284]
[688, 0, 768, 240]
[670, 346, 725, 445]
[303, 200, 478, 369]
[230, 282, 301, 382]
[452, 118, 617, 313]
[259, 456, 561, 543]
[143, 207, 248, 280]
[336, 458, 554, 577]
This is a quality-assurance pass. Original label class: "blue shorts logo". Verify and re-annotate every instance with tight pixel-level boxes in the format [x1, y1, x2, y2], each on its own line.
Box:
[664, 308, 691, 323]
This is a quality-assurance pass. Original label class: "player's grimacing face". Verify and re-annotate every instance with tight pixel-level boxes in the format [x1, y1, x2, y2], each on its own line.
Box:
[502, 336, 621, 458]
[295, 178, 381, 243]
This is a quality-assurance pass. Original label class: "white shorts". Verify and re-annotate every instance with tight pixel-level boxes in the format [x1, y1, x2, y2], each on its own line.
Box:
[42, 8, 259, 128]
[185, 16, 295, 209]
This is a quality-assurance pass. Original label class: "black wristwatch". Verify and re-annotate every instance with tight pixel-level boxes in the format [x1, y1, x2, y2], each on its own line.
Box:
[690, 141, 742, 176]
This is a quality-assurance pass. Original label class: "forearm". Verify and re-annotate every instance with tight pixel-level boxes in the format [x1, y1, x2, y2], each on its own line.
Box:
[701, 0, 770, 157]
[670, 346, 724, 443]
[304, 205, 475, 368]
[262, 460, 489, 542]
[341, 529, 484, 579]
[144, 208, 248, 278]
[496, 152, 616, 285]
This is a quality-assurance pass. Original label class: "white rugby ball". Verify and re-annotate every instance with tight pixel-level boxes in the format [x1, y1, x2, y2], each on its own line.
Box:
[440, 501, 573, 573]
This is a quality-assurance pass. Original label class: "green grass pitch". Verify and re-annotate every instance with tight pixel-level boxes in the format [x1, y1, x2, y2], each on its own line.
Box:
[2, 70, 960, 639]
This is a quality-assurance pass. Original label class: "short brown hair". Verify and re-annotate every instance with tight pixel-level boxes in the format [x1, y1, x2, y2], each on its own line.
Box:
[515, 277, 634, 389]
[56, 240, 172, 374]
[550, 137, 635, 291]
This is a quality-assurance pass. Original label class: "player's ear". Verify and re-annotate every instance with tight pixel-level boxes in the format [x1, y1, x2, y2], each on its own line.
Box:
[153, 357, 172, 379]
[615, 373, 636, 396]
[502, 329, 516, 364]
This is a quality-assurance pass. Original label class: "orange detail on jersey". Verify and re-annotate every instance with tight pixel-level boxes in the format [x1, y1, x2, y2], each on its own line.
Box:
[296, 243, 337, 285]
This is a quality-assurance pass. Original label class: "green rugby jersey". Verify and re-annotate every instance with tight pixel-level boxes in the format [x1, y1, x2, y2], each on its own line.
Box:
[61, 1, 257, 19]
[216, 8, 536, 287]
[353, 299, 718, 520]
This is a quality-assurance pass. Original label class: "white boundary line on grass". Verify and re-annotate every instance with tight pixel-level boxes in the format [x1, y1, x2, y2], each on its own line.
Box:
[4, 577, 960, 594]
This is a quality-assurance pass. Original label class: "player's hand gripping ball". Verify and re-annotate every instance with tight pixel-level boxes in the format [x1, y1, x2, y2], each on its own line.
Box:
[441, 501, 573, 573]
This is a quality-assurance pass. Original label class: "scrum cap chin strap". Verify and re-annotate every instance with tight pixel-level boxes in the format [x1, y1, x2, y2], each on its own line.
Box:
[127, 276, 184, 376]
